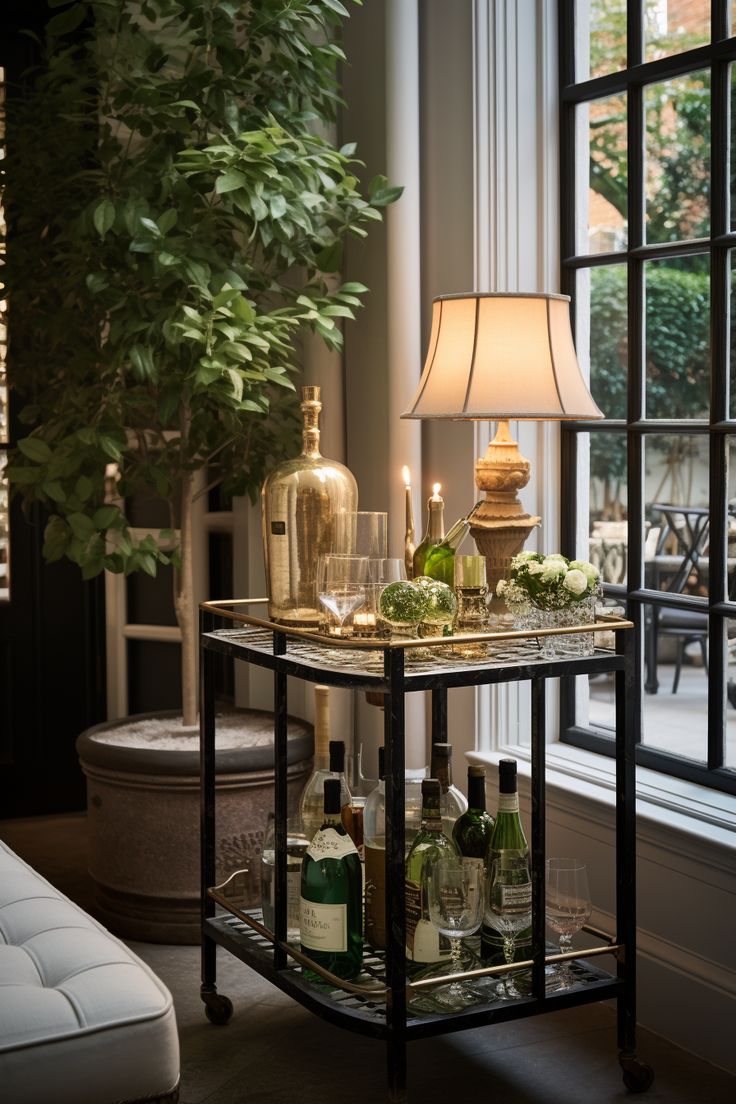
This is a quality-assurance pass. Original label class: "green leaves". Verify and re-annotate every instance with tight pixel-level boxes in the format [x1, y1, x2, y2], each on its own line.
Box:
[93, 198, 115, 238]
[5, 0, 396, 598]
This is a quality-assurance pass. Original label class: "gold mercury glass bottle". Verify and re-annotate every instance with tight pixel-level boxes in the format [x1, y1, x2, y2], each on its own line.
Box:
[261, 386, 358, 626]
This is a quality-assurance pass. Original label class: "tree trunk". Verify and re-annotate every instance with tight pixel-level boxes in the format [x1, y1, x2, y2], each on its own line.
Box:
[173, 410, 198, 727]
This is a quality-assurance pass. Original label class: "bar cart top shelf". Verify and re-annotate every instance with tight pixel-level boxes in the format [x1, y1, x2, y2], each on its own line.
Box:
[200, 597, 633, 690]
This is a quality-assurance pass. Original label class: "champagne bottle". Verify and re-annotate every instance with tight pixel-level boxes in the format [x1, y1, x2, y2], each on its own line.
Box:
[480, 758, 531, 963]
[300, 778, 363, 981]
[364, 746, 386, 950]
[452, 765, 495, 877]
[412, 486, 445, 579]
[418, 502, 480, 586]
[298, 687, 352, 839]
[405, 778, 459, 963]
[430, 742, 468, 838]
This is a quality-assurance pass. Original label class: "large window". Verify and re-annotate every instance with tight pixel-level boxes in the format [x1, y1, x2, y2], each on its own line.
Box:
[559, 1, 736, 794]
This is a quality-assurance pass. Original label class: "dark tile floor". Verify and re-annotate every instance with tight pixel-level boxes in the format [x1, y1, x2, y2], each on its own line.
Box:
[2, 814, 734, 1104]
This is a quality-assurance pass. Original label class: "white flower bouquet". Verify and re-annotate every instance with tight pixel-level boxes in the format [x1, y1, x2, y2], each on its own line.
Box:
[497, 551, 600, 612]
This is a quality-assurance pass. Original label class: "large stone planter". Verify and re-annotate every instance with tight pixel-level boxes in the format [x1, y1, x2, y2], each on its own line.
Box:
[76, 708, 312, 944]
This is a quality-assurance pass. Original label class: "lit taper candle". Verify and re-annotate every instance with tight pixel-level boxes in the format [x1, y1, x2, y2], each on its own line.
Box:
[403, 465, 415, 580]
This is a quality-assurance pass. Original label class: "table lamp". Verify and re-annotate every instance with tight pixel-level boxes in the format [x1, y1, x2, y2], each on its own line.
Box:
[401, 292, 603, 602]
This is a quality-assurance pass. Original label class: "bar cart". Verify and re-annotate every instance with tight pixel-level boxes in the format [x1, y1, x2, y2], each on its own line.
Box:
[199, 599, 654, 1102]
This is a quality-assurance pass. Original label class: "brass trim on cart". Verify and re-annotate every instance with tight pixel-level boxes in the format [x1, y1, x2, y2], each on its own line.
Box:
[200, 597, 633, 652]
[208, 872, 623, 1001]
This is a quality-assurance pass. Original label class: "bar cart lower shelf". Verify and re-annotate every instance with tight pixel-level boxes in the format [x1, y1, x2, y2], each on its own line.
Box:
[198, 601, 655, 1101]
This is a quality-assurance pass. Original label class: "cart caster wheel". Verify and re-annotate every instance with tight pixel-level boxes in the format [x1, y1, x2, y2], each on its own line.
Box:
[203, 993, 233, 1025]
[620, 1054, 654, 1093]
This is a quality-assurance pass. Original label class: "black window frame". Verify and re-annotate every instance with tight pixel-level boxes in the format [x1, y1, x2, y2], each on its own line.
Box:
[558, 0, 736, 796]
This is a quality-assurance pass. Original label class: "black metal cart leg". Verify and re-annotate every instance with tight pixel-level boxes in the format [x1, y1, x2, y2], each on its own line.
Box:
[615, 624, 653, 1090]
[430, 687, 447, 745]
[386, 1033, 407, 1104]
[199, 615, 233, 1025]
[384, 647, 408, 1104]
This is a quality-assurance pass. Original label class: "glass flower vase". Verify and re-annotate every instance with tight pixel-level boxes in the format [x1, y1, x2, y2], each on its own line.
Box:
[533, 597, 597, 659]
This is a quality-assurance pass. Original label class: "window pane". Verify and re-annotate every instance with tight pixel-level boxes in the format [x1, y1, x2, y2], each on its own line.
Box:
[644, 1, 710, 64]
[726, 438, 736, 600]
[584, 0, 627, 80]
[727, 618, 736, 769]
[642, 597, 708, 762]
[585, 94, 628, 253]
[645, 436, 710, 597]
[586, 265, 628, 417]
[645, 71, 710, 244]
[729, 253, 736, 412]
[645, 255, 710, 419]
[587, 433, 628, 586]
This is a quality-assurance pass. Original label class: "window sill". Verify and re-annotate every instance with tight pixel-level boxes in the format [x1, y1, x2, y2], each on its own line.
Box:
[467, 742, 736, 865]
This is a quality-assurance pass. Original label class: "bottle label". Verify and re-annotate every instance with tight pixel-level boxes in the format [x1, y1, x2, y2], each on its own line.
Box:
[404, 878, 423, 960]
[306, 827, 358, 862]
[269, 869, 302, 931]
[500, 883, 532, 909]
[497, 794, 519, 813]
[299, 899, 347, 953]
[461, 857, 486, 914]
[405, 878, 449, 963]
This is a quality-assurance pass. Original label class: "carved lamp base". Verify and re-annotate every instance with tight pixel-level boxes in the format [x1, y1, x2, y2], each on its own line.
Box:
[469, 419, 541, 609]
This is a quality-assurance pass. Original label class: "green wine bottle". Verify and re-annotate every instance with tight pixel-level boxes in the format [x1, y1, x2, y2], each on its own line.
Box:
[412, 487, 445, 580]
[405, 778, 459, 964]
[300, 777, 363, 981]
[480, 758, 531, 963]
[452, 765, 495, 874]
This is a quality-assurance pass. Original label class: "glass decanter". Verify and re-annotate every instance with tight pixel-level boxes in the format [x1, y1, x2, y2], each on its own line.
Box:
[261, 385, 358, 626]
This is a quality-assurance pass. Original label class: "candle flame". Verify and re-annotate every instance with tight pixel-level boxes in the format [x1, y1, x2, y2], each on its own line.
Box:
[402, 465, 411, 486]
[432, 482, 441, 496]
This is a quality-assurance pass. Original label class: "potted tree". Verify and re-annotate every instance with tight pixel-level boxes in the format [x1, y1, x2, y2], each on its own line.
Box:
[3, 0, 398, 940]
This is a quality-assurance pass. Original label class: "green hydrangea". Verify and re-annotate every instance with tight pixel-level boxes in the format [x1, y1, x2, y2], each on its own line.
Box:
[379, 581, 429, 625]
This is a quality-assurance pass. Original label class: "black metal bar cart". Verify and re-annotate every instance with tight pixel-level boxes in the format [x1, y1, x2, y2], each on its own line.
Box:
[198, 599, 654, 1102]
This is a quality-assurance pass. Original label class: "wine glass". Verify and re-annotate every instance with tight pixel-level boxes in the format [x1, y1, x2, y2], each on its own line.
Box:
[316, 554, 369, 635]
[545, 857, 591, 991]
[425, 857, 485, 1010]
[485, 851, 532, 999]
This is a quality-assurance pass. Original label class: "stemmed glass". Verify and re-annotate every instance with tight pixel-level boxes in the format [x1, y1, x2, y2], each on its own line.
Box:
[485, 851, 532, 999]
[316, 554, 369, 635]
[425, 857, 485, 1009]
[545, 858, 591, 991]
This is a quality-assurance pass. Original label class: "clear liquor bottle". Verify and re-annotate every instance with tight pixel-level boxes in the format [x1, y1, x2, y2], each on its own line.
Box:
[298, 687, 352, 840]
[364, 746, 386, 950]
[430, 742, 468, 838]
[300, 778, 363, 981]
[405, 778, 459, 964]
[261, 385, 358, 626]
[480, 758, 531, 964]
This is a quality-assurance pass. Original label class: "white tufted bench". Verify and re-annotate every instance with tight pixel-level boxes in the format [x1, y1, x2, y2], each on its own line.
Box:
[0, 839, 180, 1104]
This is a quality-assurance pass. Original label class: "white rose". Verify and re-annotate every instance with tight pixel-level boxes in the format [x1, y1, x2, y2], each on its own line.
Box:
[527, 561, 544, 575]
[569, 559, 599, 584]
[562, 569, 588, 596]
[496, 579, 508, 596]
[541, 558, 566, 581]
[544, 553, 567, 562]
[512, 551, 538, 568]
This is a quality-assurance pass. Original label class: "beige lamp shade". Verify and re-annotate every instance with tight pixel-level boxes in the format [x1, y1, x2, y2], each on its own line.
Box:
[401, 292, 603, 421]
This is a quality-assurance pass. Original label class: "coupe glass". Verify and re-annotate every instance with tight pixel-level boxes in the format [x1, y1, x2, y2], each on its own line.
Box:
[316, 554, 369, 635]
[545, 857, 591, 991]
[485, 851, 532, 999]
[425, 857, 485, 1009]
